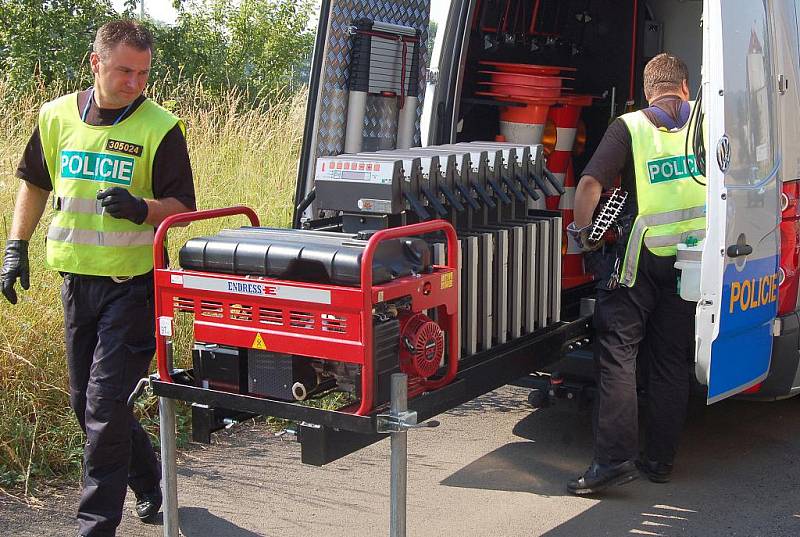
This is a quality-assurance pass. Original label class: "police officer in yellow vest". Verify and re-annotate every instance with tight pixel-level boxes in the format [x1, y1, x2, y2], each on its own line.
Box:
[1, 21, 196, 536]
[566, 53, 705, 495]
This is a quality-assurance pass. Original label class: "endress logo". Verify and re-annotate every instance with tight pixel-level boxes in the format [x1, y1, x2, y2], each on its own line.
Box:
[60, 150, 135, 186]
[729, 272, 779, 313]
[227, 281, 277, 296]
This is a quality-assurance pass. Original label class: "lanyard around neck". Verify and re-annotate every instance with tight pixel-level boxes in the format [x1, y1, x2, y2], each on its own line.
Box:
[81, 87, 135, 125]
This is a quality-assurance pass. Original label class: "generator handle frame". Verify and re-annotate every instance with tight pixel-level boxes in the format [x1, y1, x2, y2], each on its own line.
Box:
[153, 206, 261, 383]
[358, 219, 459, 415]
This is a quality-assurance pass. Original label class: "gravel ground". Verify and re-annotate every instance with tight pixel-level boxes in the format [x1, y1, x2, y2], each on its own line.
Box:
[3, 385, 799, 537]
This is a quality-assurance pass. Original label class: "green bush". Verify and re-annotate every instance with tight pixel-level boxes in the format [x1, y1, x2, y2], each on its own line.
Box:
[0, 0, 315, 104]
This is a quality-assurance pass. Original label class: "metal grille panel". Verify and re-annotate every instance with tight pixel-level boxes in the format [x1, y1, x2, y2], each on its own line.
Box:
[316, 0, 430, 156]
[362, 96, 399, 151]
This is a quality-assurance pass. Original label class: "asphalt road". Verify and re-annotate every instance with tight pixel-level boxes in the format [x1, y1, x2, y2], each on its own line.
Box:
[3, 385, 799, 536]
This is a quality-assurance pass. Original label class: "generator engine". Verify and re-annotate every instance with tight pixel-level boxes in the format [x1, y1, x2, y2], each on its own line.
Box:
[398, 311, 445, 379]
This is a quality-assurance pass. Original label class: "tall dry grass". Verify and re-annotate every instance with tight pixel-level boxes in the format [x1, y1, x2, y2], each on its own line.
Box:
[0, 77, 307, 493]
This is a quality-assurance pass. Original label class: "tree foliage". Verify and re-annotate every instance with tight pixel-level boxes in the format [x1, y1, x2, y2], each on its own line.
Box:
[0, 0, 116, 88]
[0, 0, 315, 103]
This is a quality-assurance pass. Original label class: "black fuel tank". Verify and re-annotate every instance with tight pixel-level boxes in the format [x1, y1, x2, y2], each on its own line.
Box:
[179, 227, 432, 286]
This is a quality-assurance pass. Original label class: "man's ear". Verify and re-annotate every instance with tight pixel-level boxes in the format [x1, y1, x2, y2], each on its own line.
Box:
[681, 79, 691, 100]
[89, 52, 100, 75]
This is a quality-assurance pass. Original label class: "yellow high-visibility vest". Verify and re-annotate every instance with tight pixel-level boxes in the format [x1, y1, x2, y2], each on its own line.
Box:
[39, 92, 182, 276]
[618, 103, 706, 287]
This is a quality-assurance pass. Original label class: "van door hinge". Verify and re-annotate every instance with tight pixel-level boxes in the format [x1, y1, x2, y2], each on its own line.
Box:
[777, 74, 789, 95]
[426, 68, 439, 86]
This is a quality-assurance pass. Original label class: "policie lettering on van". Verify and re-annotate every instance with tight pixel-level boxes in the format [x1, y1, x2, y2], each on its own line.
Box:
[59, 150, 135, 186]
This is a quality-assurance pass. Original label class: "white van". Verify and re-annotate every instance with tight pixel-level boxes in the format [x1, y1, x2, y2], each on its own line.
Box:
[292, 0, 800, 405]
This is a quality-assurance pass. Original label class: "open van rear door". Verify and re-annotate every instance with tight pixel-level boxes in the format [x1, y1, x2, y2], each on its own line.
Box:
[696, 0, 781, 403]
[293, 0, 435, 226]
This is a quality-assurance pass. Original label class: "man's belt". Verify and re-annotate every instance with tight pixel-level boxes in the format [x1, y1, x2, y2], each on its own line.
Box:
[61, 271, 154, 284]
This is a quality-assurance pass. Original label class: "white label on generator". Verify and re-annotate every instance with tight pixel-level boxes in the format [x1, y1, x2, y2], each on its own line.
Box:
[170, 274, 183, 285]
[315, 158, 394, 185]
[158, 316, 173, 337]
[181, 275, 332, 304]
[358, 198, 393, 212]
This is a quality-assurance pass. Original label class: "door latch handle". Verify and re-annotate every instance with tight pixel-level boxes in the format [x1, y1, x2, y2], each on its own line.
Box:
[777, 74, 789, 95]
[726, 244, 753, 258]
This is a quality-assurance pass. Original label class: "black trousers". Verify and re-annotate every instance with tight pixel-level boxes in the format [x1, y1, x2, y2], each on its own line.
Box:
[61, 273, 161, 537]
[592, 248, 696, 465]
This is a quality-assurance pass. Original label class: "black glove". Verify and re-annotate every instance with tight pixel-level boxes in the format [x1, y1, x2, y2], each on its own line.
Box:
[1, 240, 30, 305]
[97, 187, 148, 225]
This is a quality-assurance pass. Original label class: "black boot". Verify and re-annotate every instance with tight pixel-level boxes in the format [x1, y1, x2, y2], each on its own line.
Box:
[134, 486, 163, 521]
[567, 460, 639, 495]
[636, 458, 673, 483]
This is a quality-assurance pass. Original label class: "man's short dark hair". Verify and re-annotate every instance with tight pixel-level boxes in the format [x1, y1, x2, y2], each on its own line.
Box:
[93, 19, 154, 59]
[643, 53, 689, 100]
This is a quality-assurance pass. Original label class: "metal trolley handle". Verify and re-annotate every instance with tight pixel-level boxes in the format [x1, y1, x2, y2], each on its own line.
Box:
[153, 206, 260, 383]
[358, 219, 459, 415]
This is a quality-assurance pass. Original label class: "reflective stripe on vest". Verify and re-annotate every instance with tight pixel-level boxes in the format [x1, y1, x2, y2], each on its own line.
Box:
[47, 226, 155, 247]
[57, 196, 104, 215]
[618, 104, 707, 287]
[644, 228, 707, 249]
[620, 205, 706, 286]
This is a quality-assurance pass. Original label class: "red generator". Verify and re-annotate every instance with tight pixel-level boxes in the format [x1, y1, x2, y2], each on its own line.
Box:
[152, 209, 459, 417]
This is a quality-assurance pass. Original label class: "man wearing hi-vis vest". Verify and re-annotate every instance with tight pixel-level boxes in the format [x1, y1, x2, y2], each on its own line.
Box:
[1, 21, 196, 536]
[566, 53, 705, 495]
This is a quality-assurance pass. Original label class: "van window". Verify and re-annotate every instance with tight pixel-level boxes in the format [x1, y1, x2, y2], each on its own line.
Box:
[427, 0, 450, 71]
[721, 1, 777, 187]
[420, 0, 454, 145]
[797, 1, 800, 60]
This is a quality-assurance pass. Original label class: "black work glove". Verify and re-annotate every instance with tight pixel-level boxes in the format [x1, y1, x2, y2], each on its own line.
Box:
[97, 187, 148, 225]
[1, 240, 30, 305]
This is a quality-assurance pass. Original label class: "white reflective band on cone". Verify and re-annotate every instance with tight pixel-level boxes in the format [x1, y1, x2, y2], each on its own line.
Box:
[555, 127, 577, 151]
[500, 121, 545, 145]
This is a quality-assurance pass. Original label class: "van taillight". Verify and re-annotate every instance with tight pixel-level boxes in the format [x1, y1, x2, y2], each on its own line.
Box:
[742, 382, 763, 395]
[778, 182, 800, 315]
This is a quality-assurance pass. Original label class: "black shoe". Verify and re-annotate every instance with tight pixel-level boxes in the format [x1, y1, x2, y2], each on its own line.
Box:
[567, 460, 639, 495]
[636, 458, 673, 483]
[134, 487, 162, 521]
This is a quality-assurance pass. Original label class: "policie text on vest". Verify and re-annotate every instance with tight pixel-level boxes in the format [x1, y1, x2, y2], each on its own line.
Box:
[647, 155, 699, 184]
[60, 150, 135, 186]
